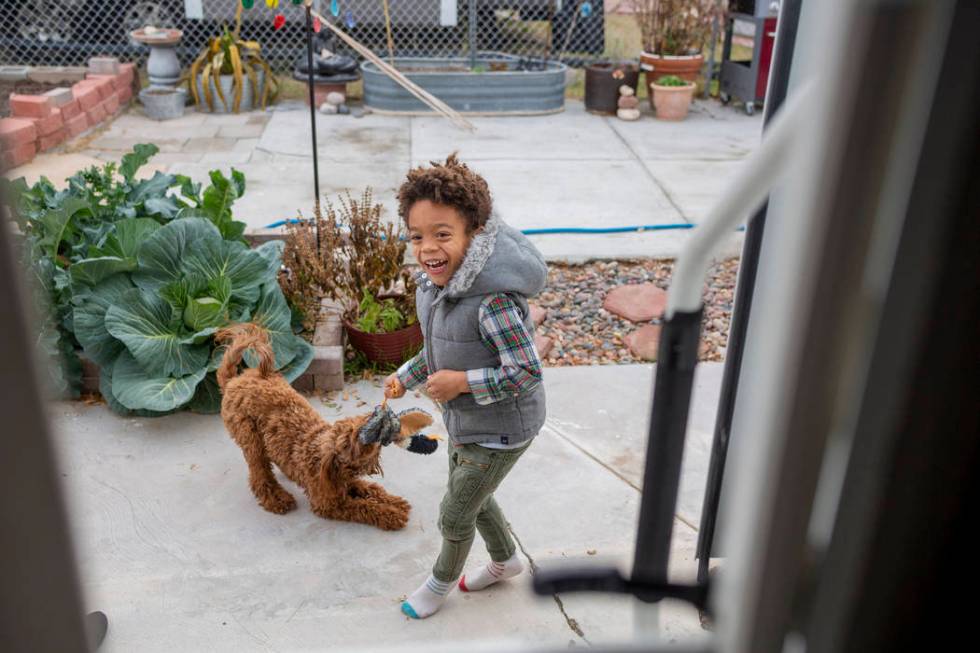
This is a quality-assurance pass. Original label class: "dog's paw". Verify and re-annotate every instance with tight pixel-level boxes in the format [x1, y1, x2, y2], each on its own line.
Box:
[381, 506, 411, 531]
[259, 488, 297, 515]
[388, 494, 411, 513]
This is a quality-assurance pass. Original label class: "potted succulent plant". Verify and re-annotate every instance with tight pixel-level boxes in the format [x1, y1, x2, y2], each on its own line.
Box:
[632, 0, 719, 86]
[650, 74, 697, 120]
[189, 7, 278, 113]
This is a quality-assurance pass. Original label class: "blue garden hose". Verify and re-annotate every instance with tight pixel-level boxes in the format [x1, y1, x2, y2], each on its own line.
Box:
[262, 218, 700, 234]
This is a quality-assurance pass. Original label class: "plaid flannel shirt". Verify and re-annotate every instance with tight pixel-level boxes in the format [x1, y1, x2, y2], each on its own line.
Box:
[396, 293, 542, 405]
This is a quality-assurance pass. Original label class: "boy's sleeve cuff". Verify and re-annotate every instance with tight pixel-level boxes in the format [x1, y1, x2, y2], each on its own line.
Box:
[396, 360, 425, 390]
[466, 368, 497, 405]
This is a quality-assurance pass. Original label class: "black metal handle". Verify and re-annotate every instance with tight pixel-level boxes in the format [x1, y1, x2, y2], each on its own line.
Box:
[532, 566, 710, 612]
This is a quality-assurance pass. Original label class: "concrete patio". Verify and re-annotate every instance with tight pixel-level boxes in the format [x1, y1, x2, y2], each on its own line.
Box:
[51, 363, 723, 652]
[8, 98, 760, 261]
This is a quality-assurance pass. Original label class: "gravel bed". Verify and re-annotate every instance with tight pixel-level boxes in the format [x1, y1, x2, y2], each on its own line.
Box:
[535, 258, 739, 366]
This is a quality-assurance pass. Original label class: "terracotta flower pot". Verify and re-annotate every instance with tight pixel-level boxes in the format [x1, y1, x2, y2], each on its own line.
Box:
[650, 82, 696, 121]
[639, 51, 704, 84]
[344, 320, 424, 366]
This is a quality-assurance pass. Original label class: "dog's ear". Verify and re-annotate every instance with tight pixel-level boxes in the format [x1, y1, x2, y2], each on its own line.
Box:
[398, 409, 433, 438]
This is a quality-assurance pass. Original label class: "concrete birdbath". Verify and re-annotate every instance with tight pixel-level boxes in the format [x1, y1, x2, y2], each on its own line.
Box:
[130, 26, 183, 88]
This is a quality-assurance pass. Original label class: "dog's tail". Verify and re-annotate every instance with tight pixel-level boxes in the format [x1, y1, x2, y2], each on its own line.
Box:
[215, 323, 276, 389]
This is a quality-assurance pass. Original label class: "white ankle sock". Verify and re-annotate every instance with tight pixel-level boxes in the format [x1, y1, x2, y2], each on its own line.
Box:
[402, 575, 454, 619]
[459, 552, 523, 592]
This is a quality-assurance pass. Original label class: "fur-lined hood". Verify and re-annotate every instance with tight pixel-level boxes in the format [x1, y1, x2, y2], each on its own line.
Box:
[423, 213, 547, 300]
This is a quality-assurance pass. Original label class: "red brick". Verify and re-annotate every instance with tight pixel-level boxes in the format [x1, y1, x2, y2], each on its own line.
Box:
[78, 77, 114, 100]
[60, 99, 81, 120]
[101, 94, 120, 115]
[0, 117, 38, 149]
[1, 141, 37, 170]
[117, 85, 133, 104]
[38, 127, 67, 151]
[29, 111, 64, 137]
[119, 62, 136, 83]
[73, 83, 101, 111]
[65, 113, 90, 138]
[85, 73, 121, 93]
[87, 102, 107, 125]
[9, 94, 52, 118]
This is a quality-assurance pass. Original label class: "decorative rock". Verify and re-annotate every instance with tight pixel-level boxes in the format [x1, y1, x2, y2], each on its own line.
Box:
[619, 84, 635, 97]
[325, 91, 345, 106]
[318, 102, 338, 114]
[534, 335, 555, 358]
[618, 95, 640, 110]
[603, 283, 668, 322]
[529, 304, 547, 327]
[625, 325, 662, 362]
[337, 103, 350, 115]
[617, 108, 641, 121]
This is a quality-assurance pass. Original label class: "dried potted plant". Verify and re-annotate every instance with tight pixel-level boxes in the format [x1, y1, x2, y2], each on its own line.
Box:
[632, 0, 720, 86]
[650, 74, 697, 120]
[292, 189, 420, 366]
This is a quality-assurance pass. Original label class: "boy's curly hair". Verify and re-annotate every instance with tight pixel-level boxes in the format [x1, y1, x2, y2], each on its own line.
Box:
[397, 153, 492, 233]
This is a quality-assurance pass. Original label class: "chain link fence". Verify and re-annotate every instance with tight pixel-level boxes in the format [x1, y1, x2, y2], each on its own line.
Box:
[0, 1, 611, 72]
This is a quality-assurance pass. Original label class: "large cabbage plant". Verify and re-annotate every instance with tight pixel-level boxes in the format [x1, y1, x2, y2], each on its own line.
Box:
[2, 144, 253, 397]
[70, 218, 312, 415]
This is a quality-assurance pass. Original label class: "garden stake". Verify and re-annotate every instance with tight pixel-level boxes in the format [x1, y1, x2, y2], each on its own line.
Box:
[381, 0, 396, 67]
[304, 0, 322, 252]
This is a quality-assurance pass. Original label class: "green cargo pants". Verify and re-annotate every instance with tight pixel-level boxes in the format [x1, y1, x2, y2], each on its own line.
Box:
[432, 441, 531, 582]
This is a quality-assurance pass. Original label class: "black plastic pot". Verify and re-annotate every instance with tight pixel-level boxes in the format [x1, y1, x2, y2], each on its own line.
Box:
[584, 62, 640, 115]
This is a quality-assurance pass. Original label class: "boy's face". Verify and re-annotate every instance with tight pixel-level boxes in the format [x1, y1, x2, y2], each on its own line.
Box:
[407, 200, 478, 287]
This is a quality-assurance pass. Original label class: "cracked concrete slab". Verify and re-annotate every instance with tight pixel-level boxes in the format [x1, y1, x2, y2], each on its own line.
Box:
[541, 363, 723, 528]
[51, 364, 718, 651]
[606, 102, 761, 161]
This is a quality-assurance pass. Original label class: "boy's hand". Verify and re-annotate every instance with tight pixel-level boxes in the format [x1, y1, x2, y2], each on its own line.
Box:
[425, 370, 469, 403]
[384, 374, 406, 399]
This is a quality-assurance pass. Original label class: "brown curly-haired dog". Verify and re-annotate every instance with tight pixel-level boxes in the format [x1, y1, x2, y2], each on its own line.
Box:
[216, 324, 432, 531]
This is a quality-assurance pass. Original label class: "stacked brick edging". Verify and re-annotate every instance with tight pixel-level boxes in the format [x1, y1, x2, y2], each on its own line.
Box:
[1, 59, 136, 171]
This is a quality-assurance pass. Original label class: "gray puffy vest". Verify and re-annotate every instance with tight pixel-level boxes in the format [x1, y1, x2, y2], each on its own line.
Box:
[416, 214, 548, 446]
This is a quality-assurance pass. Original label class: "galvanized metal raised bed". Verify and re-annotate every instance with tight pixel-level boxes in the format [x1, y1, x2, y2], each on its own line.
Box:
[362, 54, 567, 115]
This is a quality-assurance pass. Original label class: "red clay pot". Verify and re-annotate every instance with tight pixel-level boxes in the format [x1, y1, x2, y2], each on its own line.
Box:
[344, 320, 423, 365]
[639, 52, 705, 84]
